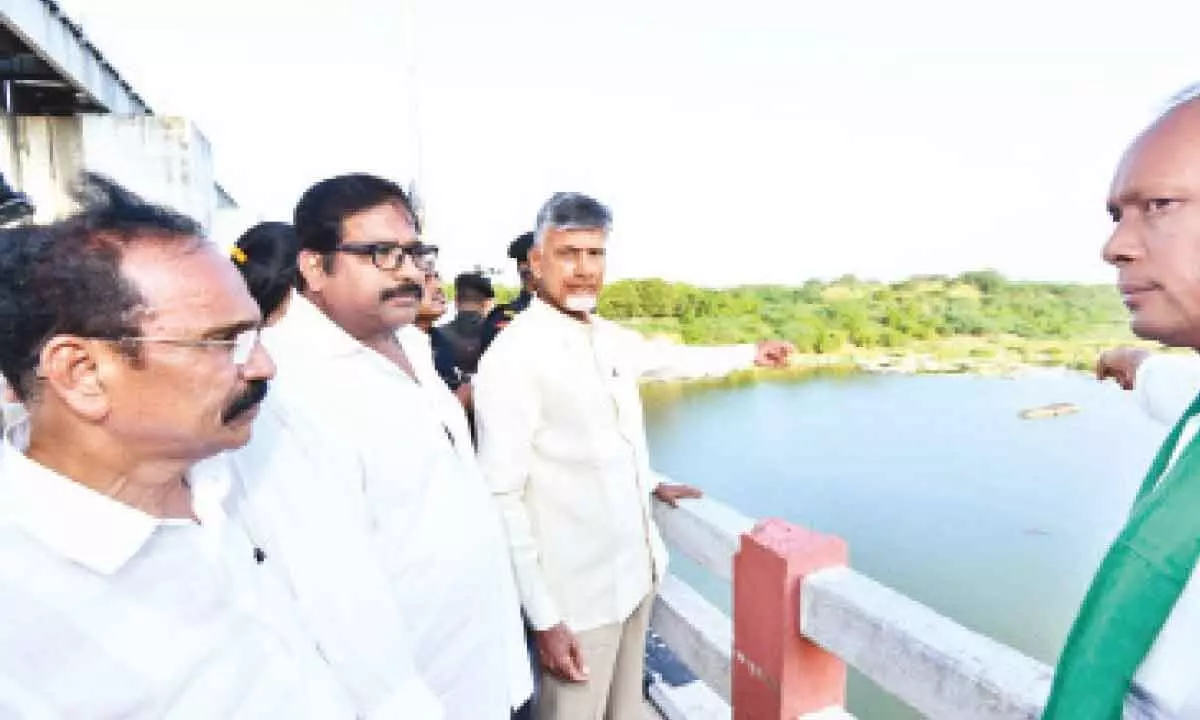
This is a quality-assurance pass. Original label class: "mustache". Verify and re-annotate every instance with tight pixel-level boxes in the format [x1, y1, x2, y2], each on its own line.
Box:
[222, 379, 269, 423]
[380, 282, 424, 302]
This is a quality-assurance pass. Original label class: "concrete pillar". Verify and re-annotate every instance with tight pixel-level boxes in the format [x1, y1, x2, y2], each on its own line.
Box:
[732, 518, 849, 719]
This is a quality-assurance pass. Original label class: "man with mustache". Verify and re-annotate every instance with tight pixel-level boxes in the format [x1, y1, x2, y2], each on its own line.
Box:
[227, 173, 532, 719]
[0, 174, 354, 716]
[416, 270, 449, 334]
[415, 271, 466, 402]
[1044, 91, 1200, 718]
[473, 192, 794, 719]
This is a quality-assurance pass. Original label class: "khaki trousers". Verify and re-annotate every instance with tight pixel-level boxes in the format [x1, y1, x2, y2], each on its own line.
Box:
[535, 592, 654, 720]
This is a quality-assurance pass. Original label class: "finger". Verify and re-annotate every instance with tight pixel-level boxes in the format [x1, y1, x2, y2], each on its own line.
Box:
[547, 649, 576, 682]
[546, 645, 574, 679]
[568, 639, 590, 682]
[539, 644, 562, 672]
[669, 485, 695, 504]
[555, 659, 578, 682]
[548, 663, 573, 682]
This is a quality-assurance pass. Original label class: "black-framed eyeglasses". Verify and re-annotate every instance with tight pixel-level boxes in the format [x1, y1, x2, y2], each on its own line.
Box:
[108, 328, 262, 367]
[333, 242, 438, 272]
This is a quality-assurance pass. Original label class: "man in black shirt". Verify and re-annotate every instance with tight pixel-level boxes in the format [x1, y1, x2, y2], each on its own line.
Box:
[479, 231, 536, 353]
[437, 271, 495, 381]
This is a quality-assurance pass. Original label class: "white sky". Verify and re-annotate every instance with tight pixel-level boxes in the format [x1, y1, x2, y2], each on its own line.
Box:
[56, 0, 1200, 286]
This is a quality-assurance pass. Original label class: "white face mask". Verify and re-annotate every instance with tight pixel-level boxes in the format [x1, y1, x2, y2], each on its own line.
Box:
[564, 295, 597, 314]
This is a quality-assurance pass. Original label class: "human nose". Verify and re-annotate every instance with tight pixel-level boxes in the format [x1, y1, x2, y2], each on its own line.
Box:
[1103, 216, 1144, 268]
[391, 253, 426, 284]
[240, 338, 276, 382]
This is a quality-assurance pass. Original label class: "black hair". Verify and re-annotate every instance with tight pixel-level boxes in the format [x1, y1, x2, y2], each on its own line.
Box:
[0, 172, 203, 400]
[454, 272, 494, 302]
[232, 221, 299, 318]
[292, 173, 419, 291]
[508, 231, 535, 262]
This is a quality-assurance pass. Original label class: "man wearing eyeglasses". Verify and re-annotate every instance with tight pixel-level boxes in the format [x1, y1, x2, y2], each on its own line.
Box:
[227, 173, 532, 719]
[0, 174, 355, 717]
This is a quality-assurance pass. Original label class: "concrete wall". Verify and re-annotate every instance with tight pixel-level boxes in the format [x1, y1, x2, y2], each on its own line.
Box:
[0, 113, 224, 231]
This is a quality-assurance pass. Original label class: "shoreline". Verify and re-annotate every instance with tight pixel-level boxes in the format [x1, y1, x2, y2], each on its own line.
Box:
[637, 337, 1182, 386]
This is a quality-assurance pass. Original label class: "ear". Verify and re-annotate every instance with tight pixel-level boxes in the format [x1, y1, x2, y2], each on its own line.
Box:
[297, 249, 328, 292]
[528, 244, 544, 281]
[38, 336, 111, 421]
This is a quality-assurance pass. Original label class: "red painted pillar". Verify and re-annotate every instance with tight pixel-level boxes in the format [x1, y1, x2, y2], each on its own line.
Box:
[732, 518, 849, 719]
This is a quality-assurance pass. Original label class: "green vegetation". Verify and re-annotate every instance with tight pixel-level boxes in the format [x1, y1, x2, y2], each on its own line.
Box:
[592, 270, 1146, 372]
[476, 270, 1159, 373]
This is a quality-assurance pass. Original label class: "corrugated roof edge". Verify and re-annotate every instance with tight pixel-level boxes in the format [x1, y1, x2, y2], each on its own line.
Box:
[36, 0, 152, 113]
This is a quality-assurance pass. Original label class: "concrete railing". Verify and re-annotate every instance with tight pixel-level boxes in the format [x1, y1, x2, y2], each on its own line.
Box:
[647, 498, 749, 718]
[646, 496, 1089, 720]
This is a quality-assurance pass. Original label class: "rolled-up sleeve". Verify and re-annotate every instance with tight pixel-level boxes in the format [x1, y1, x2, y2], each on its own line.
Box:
[627, 331, 757, 380]
[473, 342, 562, 631]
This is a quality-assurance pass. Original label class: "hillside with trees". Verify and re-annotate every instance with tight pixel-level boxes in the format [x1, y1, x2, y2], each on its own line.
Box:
[593, 270, 1128, 351]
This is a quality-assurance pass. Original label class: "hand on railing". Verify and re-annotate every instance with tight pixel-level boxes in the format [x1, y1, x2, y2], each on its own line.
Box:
[653, 482, 703, 507]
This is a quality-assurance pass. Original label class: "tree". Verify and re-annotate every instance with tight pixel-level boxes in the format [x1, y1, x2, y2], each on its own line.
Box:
[593, 273, 1124, 349]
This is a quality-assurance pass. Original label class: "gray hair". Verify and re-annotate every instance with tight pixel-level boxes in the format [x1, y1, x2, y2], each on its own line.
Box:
[533, 192, 612, 246]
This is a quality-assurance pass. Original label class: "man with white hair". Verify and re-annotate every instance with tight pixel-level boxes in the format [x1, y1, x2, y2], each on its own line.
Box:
[474, 192, 794, 719]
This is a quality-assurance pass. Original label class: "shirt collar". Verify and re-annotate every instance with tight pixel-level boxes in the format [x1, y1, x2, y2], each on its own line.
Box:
[269, 293, 434, 380]
[266, 291, 368, 360]
[528, 295, 596, 336]
[0, 421, 223, 575]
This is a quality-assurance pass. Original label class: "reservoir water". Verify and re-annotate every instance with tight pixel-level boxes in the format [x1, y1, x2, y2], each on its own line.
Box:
[641, 369, 1171, 718]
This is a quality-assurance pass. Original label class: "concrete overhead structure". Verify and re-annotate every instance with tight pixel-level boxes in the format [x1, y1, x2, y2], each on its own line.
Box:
[0, 0, 239, 233]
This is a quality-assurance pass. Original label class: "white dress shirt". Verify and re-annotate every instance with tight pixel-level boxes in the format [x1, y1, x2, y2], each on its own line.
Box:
[473, 297, 755, 633]
[227, 293, 531, 720]
[1127, 352, 1200, 717]
[0, 427, 355, 719]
